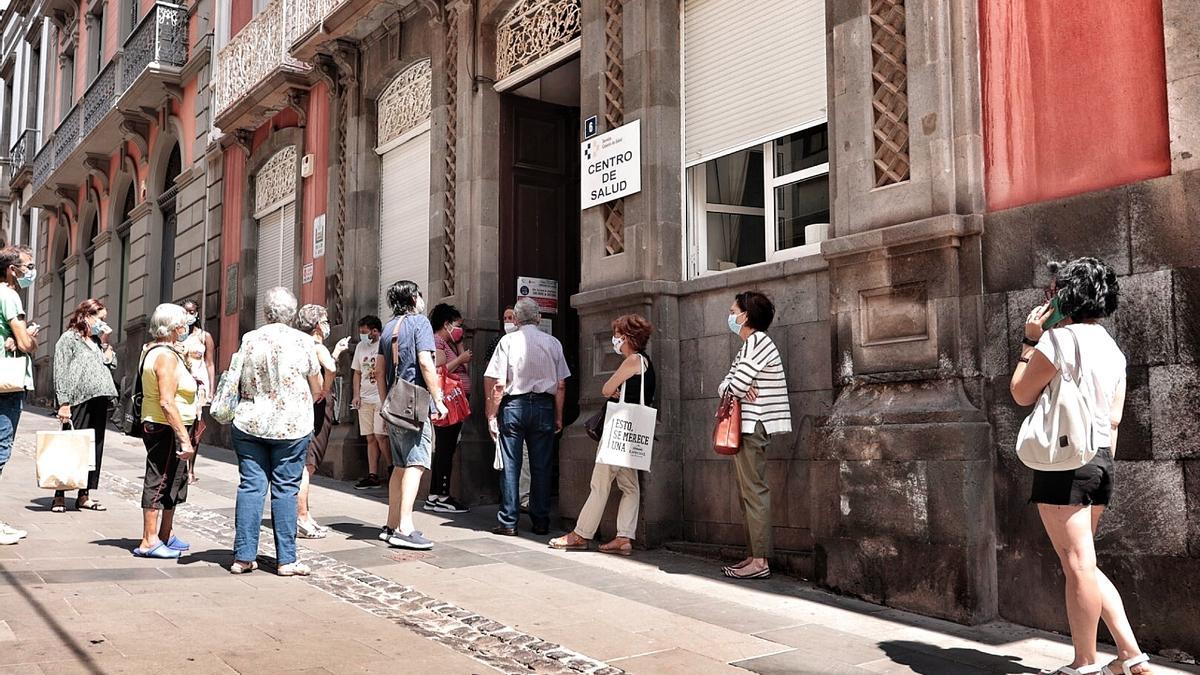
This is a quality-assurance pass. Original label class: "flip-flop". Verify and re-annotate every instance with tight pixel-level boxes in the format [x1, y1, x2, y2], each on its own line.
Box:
[75, 500, 107, 511]
[132, 543, 181, 559]
[50, 499, 66, 513]
[165, 535, 190, 551]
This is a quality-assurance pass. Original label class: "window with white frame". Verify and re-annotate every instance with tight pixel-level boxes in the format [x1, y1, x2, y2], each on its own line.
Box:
[688, 122, 829, 276]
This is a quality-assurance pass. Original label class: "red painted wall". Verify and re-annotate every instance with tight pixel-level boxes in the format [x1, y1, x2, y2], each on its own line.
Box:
[301, 82, 331, 307]
[979, 0, 1171, 211]
[219, 149, 246, 370]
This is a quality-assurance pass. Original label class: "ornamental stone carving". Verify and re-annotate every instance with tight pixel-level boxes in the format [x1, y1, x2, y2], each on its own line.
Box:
[496, 0, 581, 81]
[377, 59, 432, 147]
[255, 146, 298, 214]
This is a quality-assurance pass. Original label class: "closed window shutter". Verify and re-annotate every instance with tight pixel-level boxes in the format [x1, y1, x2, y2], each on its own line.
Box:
[378, 130, 432, 317]
[683, 0, 827, 166]
[254, 201, 297, 326]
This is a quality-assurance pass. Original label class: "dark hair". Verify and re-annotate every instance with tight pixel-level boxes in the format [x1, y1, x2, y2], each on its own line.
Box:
[386, 280, 420, 316]
[612, 314, 654, 352]
[1050, 257, 1119, 321]
[0, 246, 31, 280]
[67, 299, 106, 338]
[181, 299, 203, 331]
[357, 315, 383, 332]
[734, 291, 775, 331]
[429, 303, 462, 332]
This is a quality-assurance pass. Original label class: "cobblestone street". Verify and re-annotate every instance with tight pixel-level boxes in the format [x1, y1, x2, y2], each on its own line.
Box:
[1, 411, 1196, 675]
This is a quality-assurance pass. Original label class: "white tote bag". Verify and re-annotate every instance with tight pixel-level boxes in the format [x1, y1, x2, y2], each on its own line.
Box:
[595, 355, 656, 472]
[1015, 327, 1097, 471]
[35, 427, 95, 490]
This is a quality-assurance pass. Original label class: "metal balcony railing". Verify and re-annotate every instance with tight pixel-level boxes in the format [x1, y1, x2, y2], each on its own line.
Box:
[285, 0, 342, 48]
[213, 0, 311, 119]
[29, 2, 189, 195]
[10, 128, 37, 177]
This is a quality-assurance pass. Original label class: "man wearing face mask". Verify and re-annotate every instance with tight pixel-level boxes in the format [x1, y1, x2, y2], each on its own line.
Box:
[483, 306, 531, 510]
[0, 246, 37, 545]
[351, 315, 389, 490]
[51, 299, 118, 513]
[295, 304, 350, 539]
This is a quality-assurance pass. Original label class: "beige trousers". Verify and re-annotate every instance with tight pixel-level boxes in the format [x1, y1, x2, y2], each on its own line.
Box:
[732, 421, 772, 557]
[574, 462, 640, 540]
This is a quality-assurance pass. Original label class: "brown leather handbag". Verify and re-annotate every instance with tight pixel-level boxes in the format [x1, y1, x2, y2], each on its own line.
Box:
[713, 393, 742, 455]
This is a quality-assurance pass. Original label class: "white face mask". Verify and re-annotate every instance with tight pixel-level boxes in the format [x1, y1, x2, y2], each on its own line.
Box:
[611, 336, 625, 354]
[503, 322, 518, 334]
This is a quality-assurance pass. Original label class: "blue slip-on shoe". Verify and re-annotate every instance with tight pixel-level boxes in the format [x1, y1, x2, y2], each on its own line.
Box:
[132, 542, 182, 559]
[165, 535, 190, 551]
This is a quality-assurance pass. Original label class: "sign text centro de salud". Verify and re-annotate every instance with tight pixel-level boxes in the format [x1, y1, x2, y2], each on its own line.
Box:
[581, 119, 642, 210]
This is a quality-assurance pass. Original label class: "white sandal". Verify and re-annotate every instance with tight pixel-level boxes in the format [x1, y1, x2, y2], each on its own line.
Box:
[1102, 655, 1152, 675]
[229, 560, 258, 574]
[1043, 665, 1103, 675]
[277, 562, 311, 577]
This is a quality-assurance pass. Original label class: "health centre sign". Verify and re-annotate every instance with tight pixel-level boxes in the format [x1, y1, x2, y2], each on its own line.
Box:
[581, 119, 641, 210]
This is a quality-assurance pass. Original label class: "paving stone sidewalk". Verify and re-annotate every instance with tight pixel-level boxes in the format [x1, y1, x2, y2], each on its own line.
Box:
[1, 411, 1196, 675]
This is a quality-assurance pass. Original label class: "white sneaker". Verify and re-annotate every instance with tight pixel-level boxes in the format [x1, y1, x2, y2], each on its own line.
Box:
[0, 522, 27, 539]
[297, 519, 327, 539]
[0, 531, 18, 545]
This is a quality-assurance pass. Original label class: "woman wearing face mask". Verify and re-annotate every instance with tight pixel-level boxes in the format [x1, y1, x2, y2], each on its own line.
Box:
[180, 300, 215, 484]
[550, 314, 655, 555]
[426, 303, 471, 513]
[295, 304, 350, 539]
[717, 291, 789, 580]
[51, 299, 118, 513]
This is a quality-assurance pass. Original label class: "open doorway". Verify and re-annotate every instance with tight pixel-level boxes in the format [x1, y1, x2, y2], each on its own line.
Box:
[498, 56, 582, 493]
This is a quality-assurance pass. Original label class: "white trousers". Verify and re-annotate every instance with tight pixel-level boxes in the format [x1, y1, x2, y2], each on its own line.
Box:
[574, 462, 640, 540]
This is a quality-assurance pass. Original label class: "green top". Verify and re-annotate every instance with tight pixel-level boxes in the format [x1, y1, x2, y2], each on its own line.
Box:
[0, 284, 33, 391]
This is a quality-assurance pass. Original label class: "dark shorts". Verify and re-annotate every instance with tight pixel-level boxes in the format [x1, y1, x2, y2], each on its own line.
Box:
[1030, 447, 1114, 506]
[307, 397, 334, 469]
[141, 422, 191, 510]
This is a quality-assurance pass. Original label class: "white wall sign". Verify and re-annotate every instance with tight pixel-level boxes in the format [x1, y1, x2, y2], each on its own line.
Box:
[302, 262, 314, 284]
[517, 276, 558, 315]
[581, 119, 641, 210]
[313, 214, 326, 258]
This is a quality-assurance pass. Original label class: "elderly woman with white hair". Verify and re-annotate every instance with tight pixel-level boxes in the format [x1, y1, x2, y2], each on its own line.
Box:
[134, 303, 197, 559]
[230, 288, 322, 576]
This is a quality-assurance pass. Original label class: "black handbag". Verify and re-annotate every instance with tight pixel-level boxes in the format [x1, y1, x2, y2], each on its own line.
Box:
[584, 407, 605, 442]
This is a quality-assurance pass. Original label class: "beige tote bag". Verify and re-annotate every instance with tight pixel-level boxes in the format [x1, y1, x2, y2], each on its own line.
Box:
[35, 428, 95, 490]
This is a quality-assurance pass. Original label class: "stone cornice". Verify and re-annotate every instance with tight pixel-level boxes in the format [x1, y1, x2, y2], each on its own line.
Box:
[820, 214, 983, 263]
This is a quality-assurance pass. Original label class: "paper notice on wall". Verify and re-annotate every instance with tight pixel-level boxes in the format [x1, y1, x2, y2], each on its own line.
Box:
[313, 214, 326, 258]
[517, 276, 558, 315]
[302, 262, 314, 284]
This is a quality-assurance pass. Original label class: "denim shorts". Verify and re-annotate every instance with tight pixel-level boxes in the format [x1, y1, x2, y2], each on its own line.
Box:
[387, 418, 433, 470]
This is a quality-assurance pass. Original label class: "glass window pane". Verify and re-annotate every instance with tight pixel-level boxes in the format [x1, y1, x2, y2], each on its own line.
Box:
[706, 212, 765, 272]
[775, 124, 829, 176]
[704, 147, 764, 207]
[775, 175, 830, 250]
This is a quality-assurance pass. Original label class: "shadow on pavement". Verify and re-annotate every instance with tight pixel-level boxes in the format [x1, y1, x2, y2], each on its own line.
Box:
[0, 567, 106, 674]
[879, 640, 1041, 674]
[90, 537, 141, 552]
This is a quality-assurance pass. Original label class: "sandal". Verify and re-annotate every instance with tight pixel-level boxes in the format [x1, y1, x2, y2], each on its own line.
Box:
[548, 532, 589, 551]
[75, 499, 106, 511]
[1102, 655, 1153, 675]
[599, 537, 633, 556]
[277, 562, 311, 577]
[230, 560, 258, 574]
[50, 496, 66, 513]
[1043, 665, 1103, 675]
[723, 564, 771, 580]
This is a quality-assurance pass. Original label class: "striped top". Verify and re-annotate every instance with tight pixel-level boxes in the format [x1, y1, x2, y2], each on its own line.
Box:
[718, 331, 791, 435]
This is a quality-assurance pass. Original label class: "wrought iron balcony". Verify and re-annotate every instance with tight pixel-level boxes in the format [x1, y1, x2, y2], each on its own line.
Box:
[288, 0, 423, 61]
[214, 0, 313, 132]
[29, 2, 189, 204]
[9, 128, 37, 190]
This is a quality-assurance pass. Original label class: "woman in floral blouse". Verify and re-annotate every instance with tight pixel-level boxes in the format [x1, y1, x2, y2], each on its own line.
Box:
[51, 299, 118, 512]
[230, 287, 322, 576]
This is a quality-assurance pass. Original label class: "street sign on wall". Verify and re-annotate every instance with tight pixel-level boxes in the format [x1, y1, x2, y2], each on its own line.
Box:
[581, 119, 641, 210]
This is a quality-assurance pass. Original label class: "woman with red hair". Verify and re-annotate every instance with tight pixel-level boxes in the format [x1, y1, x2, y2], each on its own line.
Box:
[51, 299, 118, 512]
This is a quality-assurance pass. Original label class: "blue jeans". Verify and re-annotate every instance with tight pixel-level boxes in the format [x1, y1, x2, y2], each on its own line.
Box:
[0, 391, 25, 476]
[231, 426, 310, 566]
[497, 395, 555, 529]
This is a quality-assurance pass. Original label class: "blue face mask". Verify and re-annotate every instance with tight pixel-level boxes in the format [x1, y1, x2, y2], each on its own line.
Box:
[727, 312, 744, 335]
[15, 267, 35, 289]
[90, 321, 107, 337]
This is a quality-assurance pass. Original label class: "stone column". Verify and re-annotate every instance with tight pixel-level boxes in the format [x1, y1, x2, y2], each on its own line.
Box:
[90, 229, 116, 308]
[817, 0, 995, 623]
[1163, 0, 1200, 173]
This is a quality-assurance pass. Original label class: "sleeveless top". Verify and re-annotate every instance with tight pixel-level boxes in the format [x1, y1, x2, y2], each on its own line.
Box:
[183, 329, 210, 395]
[141, 344, 198, 426]
[618, 353, 656, 407]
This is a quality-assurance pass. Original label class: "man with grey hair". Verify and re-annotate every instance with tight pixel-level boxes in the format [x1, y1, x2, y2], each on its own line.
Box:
[484, 297, 570, 536]
[294, 304, 349, 539]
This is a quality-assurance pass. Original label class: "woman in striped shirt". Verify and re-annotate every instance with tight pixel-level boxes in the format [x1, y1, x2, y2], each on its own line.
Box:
[718, 291, 791, 580]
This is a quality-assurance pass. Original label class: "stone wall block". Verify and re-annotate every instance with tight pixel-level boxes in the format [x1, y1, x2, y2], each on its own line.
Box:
[1175, 267, 1200, 364]
[1115, 366, 1154, 461]
[759, 273, 822, 326]
[701, 291, 732, 337]
[1004, 287, 1044, 365]
[767, 458, 810, 531]
[1149, 364, 1200, 459]
[695, 335, 729, 400]
[835, 459, 931, 541]
[678, 296, 703, 339]
[982, 292, 1009, 378]
[1186, 460, 1200, 557]
[1091, 555, 1200, 655]
[787, 321, 833, 392]
[1167, 75, 1200, 173]
[817, 421, 989, 463]
[1113, 270, 1175, 367]
[683, 459, 732, 524]
[678, 338, 702, 399]
[1097, 460, 1188, 556]
[1129, 174, 1193, 273]
[926, 459, 994, 546]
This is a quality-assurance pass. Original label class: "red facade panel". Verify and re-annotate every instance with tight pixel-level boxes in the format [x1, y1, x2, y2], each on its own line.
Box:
[979, 0, 1171, 211]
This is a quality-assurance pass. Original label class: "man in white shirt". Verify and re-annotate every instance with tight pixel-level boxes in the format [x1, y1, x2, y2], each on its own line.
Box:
[351, 316, 389, 489]
[484, 298, 571, 536]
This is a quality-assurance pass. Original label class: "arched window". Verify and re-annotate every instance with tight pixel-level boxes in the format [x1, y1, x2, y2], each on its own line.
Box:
[158, 143, 181, 304]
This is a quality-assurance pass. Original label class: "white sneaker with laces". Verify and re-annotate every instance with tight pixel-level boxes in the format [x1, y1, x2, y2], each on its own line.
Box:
[0, 522, 27, 539]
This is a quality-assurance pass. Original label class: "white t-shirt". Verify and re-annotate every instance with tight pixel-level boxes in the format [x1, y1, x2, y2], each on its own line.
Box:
[352, 338, 382, 405]
[1034, 323, 1126, 449]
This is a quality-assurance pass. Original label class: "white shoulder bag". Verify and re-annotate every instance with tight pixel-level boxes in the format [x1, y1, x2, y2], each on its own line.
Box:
[1016, 327, 1097, 471]
[595, 355, 656, 472]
